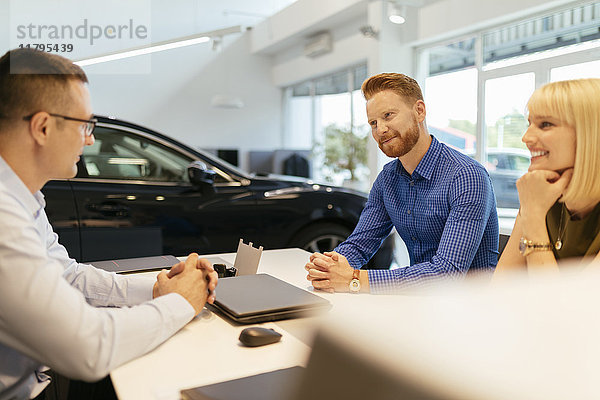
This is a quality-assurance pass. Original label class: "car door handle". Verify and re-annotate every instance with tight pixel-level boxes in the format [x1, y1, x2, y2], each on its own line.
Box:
[87, 202, 130, 217]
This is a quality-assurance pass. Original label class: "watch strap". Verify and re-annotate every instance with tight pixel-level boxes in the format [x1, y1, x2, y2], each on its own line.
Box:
[519, 237, 553, 256]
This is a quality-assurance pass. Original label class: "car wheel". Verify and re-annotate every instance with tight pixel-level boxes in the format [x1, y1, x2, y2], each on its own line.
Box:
[291, 222, 351, 254]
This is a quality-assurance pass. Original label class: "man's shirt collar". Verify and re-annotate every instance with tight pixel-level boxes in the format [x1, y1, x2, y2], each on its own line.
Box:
[396, 135, 441, 181]
[0, 155, 45, 217]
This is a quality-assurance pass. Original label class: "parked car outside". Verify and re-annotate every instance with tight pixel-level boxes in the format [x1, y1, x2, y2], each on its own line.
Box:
[42, 116, 393, 268]
[484, 148, 530, 209]
[467, 148, 530, 209]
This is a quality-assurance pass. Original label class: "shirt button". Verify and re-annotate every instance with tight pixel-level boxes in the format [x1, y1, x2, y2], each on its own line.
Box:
[409, 181, 415, 187]
[411, 236, 417, 241]
[407, 209, 411, 215]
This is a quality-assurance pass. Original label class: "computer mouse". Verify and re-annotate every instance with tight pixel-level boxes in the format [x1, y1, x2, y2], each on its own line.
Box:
[239, 327, 282, 347]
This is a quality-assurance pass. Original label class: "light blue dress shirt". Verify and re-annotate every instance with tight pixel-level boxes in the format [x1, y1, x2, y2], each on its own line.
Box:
[0, 155, 195, 400]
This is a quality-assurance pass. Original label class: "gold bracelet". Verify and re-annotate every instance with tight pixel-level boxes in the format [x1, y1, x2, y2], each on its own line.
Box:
[519, 237, 553, 257]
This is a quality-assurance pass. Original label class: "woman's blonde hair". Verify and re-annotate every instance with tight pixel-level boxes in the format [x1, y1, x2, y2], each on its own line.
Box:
[527, 78, 600, 206]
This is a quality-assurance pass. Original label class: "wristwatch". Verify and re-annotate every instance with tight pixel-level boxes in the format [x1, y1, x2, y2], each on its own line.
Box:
[519, 237, 553, 257]
[349, 269, 361, 293]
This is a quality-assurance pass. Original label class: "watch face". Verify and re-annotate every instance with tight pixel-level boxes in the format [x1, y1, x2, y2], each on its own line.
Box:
[349, 279, 360, 292]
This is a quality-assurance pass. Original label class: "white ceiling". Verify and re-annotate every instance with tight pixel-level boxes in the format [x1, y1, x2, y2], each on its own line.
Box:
[0, 0, 298, 57]
[0, 0, 450, 62]
[148, 0, 298, 42]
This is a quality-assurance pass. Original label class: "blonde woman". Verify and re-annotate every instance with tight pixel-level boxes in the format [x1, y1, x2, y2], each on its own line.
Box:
[495, 79, 600, 275]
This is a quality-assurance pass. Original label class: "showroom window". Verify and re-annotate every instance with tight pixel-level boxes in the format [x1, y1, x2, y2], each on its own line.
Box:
[283, 64, 370, 191]
[417, 1, 600, 226]
[422, 37, 478, 153]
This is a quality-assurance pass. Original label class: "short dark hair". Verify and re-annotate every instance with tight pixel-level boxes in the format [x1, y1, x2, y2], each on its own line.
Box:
[361, 73, 423, 104]
[0, 48, 88, 130]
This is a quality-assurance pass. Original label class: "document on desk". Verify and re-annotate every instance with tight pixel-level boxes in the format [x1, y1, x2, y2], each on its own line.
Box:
[111, 317, 312, 400]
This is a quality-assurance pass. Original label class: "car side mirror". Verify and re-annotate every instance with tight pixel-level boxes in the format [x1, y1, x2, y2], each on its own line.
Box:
[187, 161, 216, 193]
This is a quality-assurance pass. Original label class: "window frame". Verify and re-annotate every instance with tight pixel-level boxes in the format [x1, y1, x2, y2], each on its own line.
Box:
[415, 4, 600, 231]
[282, 63, 370, 186]
[416, 15, 600, 180]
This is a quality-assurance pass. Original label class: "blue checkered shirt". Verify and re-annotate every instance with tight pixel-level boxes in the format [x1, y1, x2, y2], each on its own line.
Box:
[335, 136, 499, 294]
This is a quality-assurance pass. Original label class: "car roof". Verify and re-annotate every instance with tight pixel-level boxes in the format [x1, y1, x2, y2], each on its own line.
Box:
[94, 115, 252, 180]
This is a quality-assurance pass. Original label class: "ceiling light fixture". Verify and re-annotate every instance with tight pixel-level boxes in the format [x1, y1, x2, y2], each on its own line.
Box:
[75, 36, 209, 66]
[75, 25, 242, 66]
[388, 2, 407, 25]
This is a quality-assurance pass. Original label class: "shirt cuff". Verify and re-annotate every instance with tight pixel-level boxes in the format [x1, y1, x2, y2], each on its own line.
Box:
[368, 270, 402, 294]
[123, 275, 156, 305]
[152, 292, 196, 322]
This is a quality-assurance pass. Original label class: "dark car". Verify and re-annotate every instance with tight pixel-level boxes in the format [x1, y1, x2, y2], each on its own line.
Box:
[42, 116, 393, 267]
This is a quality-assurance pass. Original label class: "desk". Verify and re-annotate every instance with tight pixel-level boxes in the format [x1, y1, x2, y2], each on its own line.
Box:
[112, 249, 600, 400]
[110, 248, 325, 400]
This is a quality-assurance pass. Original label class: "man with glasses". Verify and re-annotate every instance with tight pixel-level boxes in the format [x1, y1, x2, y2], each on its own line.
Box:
[23, 113, 98, 136]
[0, 48, 218, 400]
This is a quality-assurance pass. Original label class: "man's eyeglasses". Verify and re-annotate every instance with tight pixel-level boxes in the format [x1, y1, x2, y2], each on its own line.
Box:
[23, 113, 97, 137]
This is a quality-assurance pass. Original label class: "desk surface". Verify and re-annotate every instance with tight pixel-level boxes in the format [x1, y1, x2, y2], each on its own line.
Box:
[110, 248, 326, 400]
[112, 249, 600, 400]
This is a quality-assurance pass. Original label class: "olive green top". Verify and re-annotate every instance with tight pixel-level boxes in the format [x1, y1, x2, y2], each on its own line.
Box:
[546, 201, 600, 260]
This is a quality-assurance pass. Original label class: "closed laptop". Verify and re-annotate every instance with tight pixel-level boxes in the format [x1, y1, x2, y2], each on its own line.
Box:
[90, 255, 232, 274]
[209, 274, 331, 324]
[90, 255, 180, 274]
[180, 366, 304, 400]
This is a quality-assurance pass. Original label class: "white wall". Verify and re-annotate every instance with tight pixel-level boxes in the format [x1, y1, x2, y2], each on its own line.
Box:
[363, 1, 421, 177]
[271, 16, 371, 87]
[84, 33, 281, 171]
[251, 0, 366, 55]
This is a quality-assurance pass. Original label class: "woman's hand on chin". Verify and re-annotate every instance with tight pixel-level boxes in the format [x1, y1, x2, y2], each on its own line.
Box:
[517, 168, 573, 220]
